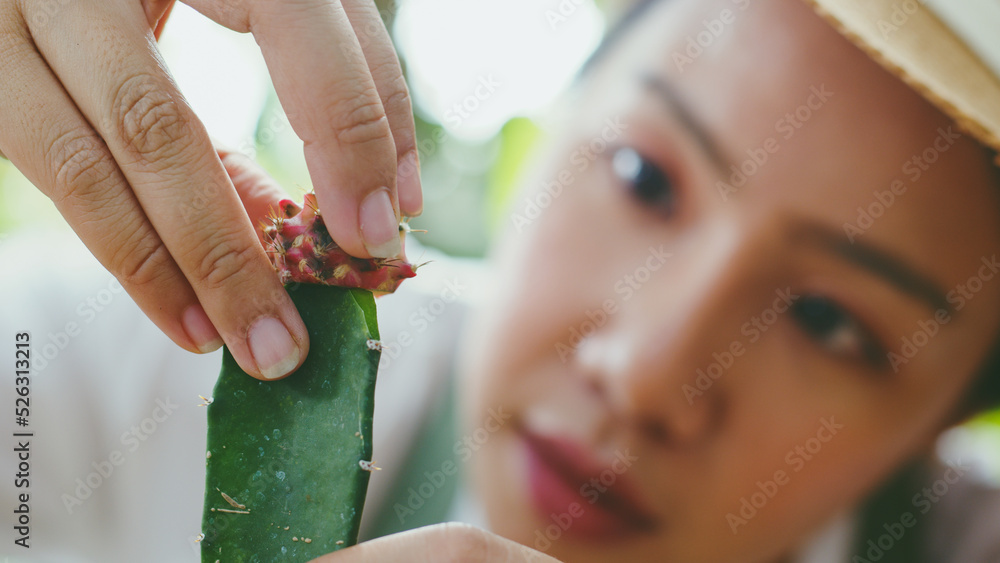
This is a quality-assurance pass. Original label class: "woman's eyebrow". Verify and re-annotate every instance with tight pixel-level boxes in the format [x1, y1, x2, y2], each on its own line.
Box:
[793, 220, 952, 314]
[642, 74, 950, 313]
[641, 73, 733, 174]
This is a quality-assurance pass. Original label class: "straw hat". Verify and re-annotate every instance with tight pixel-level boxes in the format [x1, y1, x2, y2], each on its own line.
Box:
[803, 0, 1000, 162]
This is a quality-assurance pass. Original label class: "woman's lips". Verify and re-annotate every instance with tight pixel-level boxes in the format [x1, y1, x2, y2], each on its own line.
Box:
[519, 427, 659, 541]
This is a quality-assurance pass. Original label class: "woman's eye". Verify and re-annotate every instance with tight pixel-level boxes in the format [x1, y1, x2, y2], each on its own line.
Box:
[612, 147, 676, 214]
[791, 295, 886, 367]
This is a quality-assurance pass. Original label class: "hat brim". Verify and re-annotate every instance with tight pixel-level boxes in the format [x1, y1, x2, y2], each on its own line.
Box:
[804, 0, 1000, 161]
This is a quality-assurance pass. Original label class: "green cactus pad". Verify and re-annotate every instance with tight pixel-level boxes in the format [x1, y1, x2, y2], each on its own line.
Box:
[201, 285, 380, 562]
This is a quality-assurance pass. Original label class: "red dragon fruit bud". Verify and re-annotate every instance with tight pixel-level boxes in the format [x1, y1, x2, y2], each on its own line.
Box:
[262, 193, 417, 293]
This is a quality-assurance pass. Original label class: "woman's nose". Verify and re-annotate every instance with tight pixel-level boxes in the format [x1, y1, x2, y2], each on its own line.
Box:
[573, 222, 768, 447]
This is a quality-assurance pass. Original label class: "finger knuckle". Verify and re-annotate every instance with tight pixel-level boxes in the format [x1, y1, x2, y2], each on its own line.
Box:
[193, 234, 260, 291]
[381, 81, 413, 118]
[46, 130, 118, 204]
[113, 238, 174, 290]
[112, 75, 193, 162]
[328, 94, 392, 147]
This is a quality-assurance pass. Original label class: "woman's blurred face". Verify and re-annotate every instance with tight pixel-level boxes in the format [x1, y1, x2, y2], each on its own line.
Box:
[459, 0, 1000, 561]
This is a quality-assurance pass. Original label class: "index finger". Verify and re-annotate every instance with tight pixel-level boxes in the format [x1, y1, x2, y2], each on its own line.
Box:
[26, 0, 310, 381]
[185, 0, 404, 260]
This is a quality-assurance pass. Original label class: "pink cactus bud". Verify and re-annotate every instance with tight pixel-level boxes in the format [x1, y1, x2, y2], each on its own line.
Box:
[263, 194, 417, 293]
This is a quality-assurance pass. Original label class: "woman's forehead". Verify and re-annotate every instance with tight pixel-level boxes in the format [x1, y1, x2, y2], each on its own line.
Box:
[618, 0, 922, 152]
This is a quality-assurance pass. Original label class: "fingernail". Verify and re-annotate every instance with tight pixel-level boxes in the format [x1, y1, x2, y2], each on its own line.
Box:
[248, 317, 301, 380]
[397, 151, 423, 217]
[182, 304, 223, 353]
[360, 188, 402, 258]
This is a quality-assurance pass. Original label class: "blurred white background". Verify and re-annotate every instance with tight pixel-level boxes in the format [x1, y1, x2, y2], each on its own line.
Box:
[0, 0, 608, 257]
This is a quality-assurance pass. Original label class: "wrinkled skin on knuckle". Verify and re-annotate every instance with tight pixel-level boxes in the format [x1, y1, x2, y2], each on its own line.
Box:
[380, 80, 413, 116]
[192, 233, 261, 293]
[46, 130, 118, 205]
[111, 75, 193, 163]
[328, 93, 393, 148]
[112, 238, 175, 290]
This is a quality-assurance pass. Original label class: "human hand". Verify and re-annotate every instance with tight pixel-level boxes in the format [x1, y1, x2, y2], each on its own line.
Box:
[0, 0, 422, 380]
[310, 523, 562, 563]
